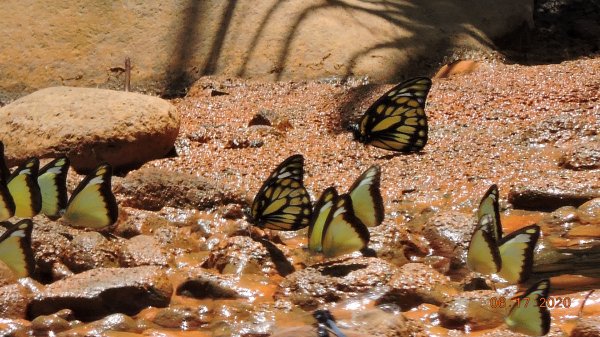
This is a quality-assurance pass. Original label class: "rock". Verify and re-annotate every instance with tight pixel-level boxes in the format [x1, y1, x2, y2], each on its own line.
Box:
[0, 86, 179, 171]
[248, 109, 293, 132]
[176, 268, 256, 299]
[352, 308, 424, 337]
[0, 283, 32, 319]
[421, 211, 475, 267]
[31, 217, 79, 274]
[508, 185, 600, 211]
[115, 166, 242, 211]
[118, 235, 169, 267]
[31, 313, 71, 333]
[203, 235, 295, 277]
[0, 1, 532, 100]
[558, 137, 600, 170]
[112, 207, 171, 238]
[571, 317, 600, 337]
[152, 305, 208, 329]
[375, 263, 455, 310]
[0, 318, 30, 336]
[29, 266, 172, 321]
[578, 198, 600, 226]
[61, 231, 122, 273]
[276, 257, 399, 310]
[438, 290, 505, 330]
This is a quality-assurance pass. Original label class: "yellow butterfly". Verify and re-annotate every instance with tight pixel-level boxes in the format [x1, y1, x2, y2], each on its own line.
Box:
[477, 184, 502, 241]
[249, 154, 312, 231]
[0, 219, 35, 278]
[38, 157, 70, 219]
[7, 158, 42, 218]
[0, 143, 15, 221]
[505, 279, 551, 336]
[467, 185, 540, 284]
[61, 163, 118, 230]
[321, 194, 370, 258]
[347, 166, 384, 227]
[307, 187, 338, 253]
[351, 77, 432, 152]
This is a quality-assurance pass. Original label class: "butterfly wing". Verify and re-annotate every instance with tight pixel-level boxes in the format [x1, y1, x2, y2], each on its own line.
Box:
[505, 279, 551, 336]
[348, 166, 384, 227]
[38, 157, 70, 219]
[497, 225, 540, 284]
[467, 213, 502, 275]
[7, 158, 42, 218]
[354, 77, 432, 152]
[308, 187, 338, 253]
[0, 142, 11, 184]
[0, 219, 35, 278]
[250, 155, 312, 230]
[478, 184, 502, 242]
[322, 194, 370, 258]
[63, 163, 118, 230]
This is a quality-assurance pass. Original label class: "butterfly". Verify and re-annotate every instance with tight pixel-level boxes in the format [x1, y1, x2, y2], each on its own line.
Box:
[37, 157, 70, 219]
[347, 166, 384, 227]
[249, 154, 312, 231]
[505, 279, 551, 336]
[467, 185, 540, 284]
[319, 194, 370, 258]
[351, 77, 432, 152]
[0, 219, 35, 278]
[307, 187, 338, 253]
[0, 143, 15, 221]
[7, 158, 42, 218]
[61, 163, 118, 230]
[313, 309, 347, 337]
[477, 184, 502, 241]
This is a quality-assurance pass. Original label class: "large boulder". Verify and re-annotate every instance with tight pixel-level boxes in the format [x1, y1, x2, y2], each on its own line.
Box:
[0, 86, 179, 171]
[0, 1, 533, 99]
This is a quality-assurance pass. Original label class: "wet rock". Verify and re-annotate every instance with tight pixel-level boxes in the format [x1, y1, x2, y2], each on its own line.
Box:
[508, 185, 600, 211]
[116, 166, 242, 211]
[352, 308, 424, 337]
[422, 211, 474, 267]
[571, 316, 600, 337]
[51, 262, 75, 281]
[203, 235, 295, 277]
[176, 268, 256, 299]
[118, 235, 169, 267]
[0, 86, 179, 171]
[271, 326, 375, 337]
[62, 231, 122, 273]
[0, 318, 30, 336]
[438, 290, 505, 330]
[375, 263, 455, 310]
[31, 218, 74, 274]
[578, 198, 600, 226]
[558, 137, 600, 170]
[29, 266, 172, 321]
[31, 312, 71, 333]
[248, 109, 293, 132]
[112, 207, 170, 238]
[0, 283, 32, 319]
[276, 257, 399, 310]
[152, 305, 208, 329]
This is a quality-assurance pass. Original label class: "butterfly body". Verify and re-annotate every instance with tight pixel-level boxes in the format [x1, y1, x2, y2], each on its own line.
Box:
[250, 155, 312, 231]
[352, 77, 432, 152]
[320, 194, 370, 258]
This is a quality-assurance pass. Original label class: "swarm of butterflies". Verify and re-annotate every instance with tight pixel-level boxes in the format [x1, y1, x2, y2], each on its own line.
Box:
[0, 142, 118, 279]
[0, 77, 557, 335]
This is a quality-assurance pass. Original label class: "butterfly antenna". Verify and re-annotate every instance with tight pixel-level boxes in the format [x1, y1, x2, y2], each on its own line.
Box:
[578, 290, 595, 318]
